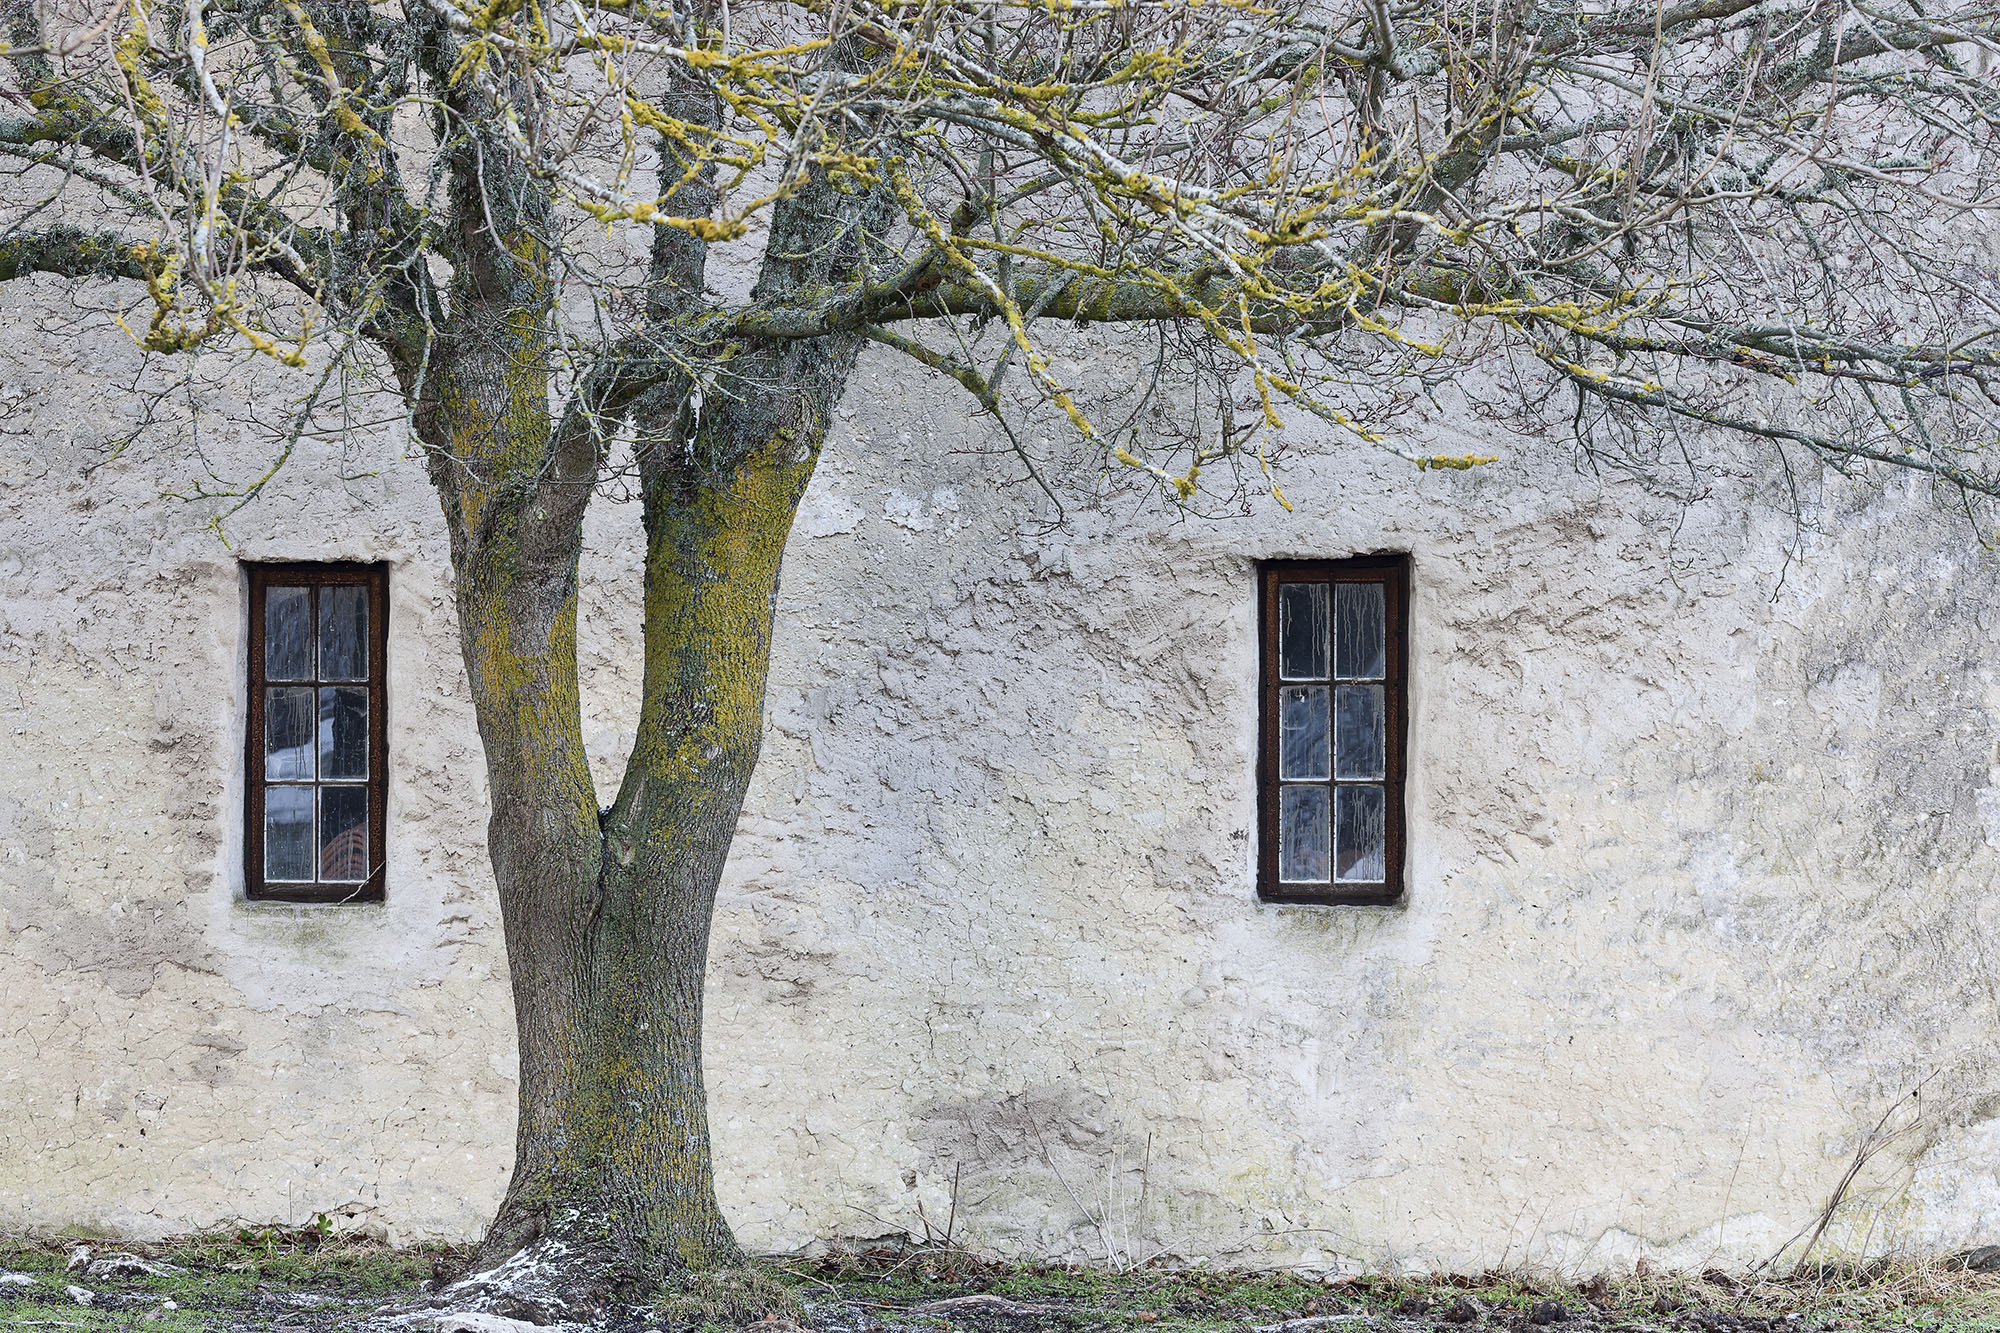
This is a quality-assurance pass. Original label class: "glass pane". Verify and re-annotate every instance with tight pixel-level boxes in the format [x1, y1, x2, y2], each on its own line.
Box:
[319, 687, 369, 782]
[1337, 785, 1387, 882]
[1277, 582, 1329, 681]
[1279, 686, 1331, 780]
[1335, 684, 1385, 780]
[1337, 582, 1385, 679]
[265, 687, 315, 781]
[319, 585, 368, 681]
[265, 586, 312, 681]
[320, 787, 370, 882]
[265, 786, 314, 881]
[1278, 785, 1331, 883]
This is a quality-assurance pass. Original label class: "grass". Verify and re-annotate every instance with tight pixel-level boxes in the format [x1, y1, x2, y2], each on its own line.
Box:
[3, 1231, 2000, 1332]
[654, 1266, 809, 1328]
[0, 1225, 460, 1331]
[778, 1245, 2000, 1333]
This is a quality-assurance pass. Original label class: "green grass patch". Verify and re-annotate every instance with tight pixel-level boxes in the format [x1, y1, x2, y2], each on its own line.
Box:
[0, 1226, 462, 1331]
[653, 1264, 811, 1328]
[775, 1245, 2000, 1333]
[6, 1232, 2000, 1332]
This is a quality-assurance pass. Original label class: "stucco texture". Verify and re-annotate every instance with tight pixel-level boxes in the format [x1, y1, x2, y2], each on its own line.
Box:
[3, 281, 2000, 1272]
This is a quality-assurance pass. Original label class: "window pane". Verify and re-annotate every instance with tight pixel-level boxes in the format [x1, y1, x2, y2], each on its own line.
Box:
[1277, 583, 1329, 680]
[1337, 785, 1387, 882]
[1278, 785, 1331, 883]
[265, 586, 312, 680]
[265, 687, 315, 780]
[1336, 582, 1385, 679]
[320, 787, 369, 882]
[265, 786, 314, 881]
[319, 585, 368, 681]
[319, 687, 368, 781]
[1335, 684, 1385, 780]
[1279, 686, 1331, 780]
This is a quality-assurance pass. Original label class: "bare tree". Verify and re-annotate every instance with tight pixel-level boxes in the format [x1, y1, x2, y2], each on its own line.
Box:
[5, 0, 2000, 1314]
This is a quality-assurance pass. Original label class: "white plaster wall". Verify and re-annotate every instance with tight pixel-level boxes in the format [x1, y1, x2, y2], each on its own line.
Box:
[4, 280, 2000, 1272]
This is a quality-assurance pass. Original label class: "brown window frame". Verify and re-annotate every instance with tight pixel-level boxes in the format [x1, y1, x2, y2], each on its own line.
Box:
[244, 562, 389, 904]
[1257, 556, 1410, 906]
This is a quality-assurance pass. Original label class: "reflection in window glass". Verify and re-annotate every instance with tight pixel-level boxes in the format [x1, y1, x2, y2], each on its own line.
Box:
[265, 786, 315, 881]
[1278, 686, 1330, 781]
[266, 687, 315, 781]
[266, 587, 312, 680]
[1337, 785, 1386, 882]
[1335, 684, 1385, 780]
[319, 586, 369, 681]
[1278, 785, 1331, 882]
[1336, 582, 1385, 679]
[319, 687, 369, 781]
[1262, 561, 1403, 901]
[1277, 583, 1329, 680]
[320, 787, 369, 881]
[250, 567, 386, 901]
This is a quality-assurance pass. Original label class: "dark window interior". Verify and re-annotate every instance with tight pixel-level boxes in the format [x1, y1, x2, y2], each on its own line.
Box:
[1258, 557, 1408, 905]
[245, 563, 388, 903]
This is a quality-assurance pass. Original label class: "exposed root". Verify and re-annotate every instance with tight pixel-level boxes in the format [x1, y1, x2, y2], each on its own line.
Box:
[424, 1234, 623, 1330]
[376, 1237, 801, 1332]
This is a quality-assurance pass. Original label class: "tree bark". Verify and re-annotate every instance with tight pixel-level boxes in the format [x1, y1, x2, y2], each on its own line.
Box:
[399, 37, 882, 1297]
[417, 291, 853, 1316]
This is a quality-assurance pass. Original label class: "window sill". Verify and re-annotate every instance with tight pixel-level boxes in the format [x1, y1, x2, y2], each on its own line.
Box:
[1258, 885, 1405, 908]
[244, 885, 386, 905]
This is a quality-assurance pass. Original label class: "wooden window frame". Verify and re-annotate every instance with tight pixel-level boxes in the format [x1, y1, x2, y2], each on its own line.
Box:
[244, 562, 389, 904]
[1257, 556, 1410, 906]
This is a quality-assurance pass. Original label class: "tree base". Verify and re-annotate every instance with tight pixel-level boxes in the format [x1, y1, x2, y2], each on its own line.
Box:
[434, 1234, 617, 1327]
[419, 1239, 802, 1331]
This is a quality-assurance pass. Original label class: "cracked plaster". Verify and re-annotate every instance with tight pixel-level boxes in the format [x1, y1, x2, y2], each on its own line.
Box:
[3, 281, 2000, 1270]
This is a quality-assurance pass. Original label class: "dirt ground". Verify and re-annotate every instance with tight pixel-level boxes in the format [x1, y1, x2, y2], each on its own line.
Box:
[4, 1232, 1999, 1333]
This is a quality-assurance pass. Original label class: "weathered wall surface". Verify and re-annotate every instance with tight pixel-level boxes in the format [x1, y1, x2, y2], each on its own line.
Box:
[4, 280, 2000, 1272]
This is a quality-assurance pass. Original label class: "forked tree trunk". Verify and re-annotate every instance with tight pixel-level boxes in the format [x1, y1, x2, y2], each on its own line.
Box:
[421, 311, 845, 1319]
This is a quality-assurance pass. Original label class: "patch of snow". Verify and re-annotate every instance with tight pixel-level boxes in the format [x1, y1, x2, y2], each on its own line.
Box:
[84, 1251, 186, 1278]
[432, 1232, 600, 1329]
[447, 1233, 575, 1295]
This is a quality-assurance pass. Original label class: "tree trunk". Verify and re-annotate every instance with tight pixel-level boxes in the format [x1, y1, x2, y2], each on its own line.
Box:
[404, 51, 876, 1295]
[422, 313, 842, 1318]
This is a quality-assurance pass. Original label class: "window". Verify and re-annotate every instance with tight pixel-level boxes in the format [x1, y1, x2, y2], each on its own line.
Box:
[1258, 557, 1409, 905]
[244, 563, 388, 902]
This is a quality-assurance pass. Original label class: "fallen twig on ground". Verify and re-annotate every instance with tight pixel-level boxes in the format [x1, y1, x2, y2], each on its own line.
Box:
[909, 1293, 1066, 1317]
